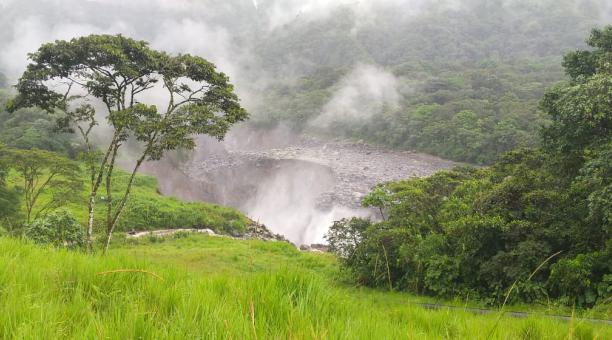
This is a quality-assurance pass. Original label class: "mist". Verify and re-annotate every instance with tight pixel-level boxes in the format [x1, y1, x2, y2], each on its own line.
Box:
[310, 64, 403, 129]
[1, 0, 611, 244]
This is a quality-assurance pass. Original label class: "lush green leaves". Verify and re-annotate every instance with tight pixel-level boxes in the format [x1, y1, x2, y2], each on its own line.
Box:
[0, 147, 20, 226]
[25, 209, 85, 250]
[329, 26, 612, 306]
[542, 27, 612, 175]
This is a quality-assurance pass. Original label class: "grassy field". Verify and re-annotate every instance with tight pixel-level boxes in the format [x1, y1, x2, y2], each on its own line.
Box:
[1, 234, 610, 339]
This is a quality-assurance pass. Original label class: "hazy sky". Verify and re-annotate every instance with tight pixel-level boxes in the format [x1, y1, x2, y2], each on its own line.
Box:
[1, 0, 610, 83]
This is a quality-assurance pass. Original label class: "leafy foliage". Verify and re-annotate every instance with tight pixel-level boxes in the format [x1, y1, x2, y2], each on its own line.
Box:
[329, 27, 612, 307]
[0, 147, 82, 225]
[9, 34, 248, 252]
[326, 218, 371, 261]
[0, 146, 20, 228]
[0, 91, 78, 156]
[25, 209, 85, 250]
[1, 150, 250, 243]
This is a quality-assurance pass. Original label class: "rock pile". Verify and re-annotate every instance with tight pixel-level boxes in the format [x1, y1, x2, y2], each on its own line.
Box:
[243, 222, 288, 242]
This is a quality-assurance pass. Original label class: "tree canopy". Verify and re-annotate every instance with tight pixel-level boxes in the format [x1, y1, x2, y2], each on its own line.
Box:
[542, 26, 612, 175]
[0, 147, 82, 225]
[9, 34, 248, 252]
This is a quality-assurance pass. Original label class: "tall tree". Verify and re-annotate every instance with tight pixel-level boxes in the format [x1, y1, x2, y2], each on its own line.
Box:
[541, 26, 612, 175]
[9, 34, 248, 252]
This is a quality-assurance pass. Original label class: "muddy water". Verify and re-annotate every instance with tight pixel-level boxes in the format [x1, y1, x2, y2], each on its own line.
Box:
[141, 128, 456, 245]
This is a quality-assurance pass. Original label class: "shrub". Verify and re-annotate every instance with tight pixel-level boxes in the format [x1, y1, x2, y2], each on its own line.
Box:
[25, 209, 85, 250]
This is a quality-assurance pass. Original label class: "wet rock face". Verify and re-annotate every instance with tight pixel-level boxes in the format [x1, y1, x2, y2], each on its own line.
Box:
[141, 129, 456, 245]
[192, 158, 335, 211]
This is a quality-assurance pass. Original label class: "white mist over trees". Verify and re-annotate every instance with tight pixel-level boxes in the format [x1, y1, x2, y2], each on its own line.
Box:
[310, 64, 402, 128]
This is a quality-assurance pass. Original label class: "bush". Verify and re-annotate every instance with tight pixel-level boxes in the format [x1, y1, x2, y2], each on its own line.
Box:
[548, 250, 612, 307]
[25, 210, 85, 250]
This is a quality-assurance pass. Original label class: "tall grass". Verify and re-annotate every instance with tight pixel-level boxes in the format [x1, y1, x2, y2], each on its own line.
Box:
[0, 237, 610, 339]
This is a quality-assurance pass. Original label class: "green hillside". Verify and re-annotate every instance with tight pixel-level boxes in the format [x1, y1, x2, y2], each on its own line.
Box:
[2, 165, 249, 238]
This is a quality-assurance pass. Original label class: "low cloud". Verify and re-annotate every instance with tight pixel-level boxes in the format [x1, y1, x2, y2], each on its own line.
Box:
[310, 64, 402, 128]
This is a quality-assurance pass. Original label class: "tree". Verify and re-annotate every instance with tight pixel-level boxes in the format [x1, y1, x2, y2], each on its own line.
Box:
[0, 148, 82, 225]
[541, 27, 612, 175]
[0, 91, 78, 156]
[326, 217, 371, 260]
[361, 185, 392, 220]
[9, 34, 248, 253]
[575, 142, 612, 240]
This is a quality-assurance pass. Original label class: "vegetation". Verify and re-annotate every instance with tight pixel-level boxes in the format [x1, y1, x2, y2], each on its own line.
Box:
[249, 0, 609, 164]
[0, 91, 78, 156]
[8, 35, 247, 252]
[0, 3, 610, 334]
[1, 234, 610, 339]
[0, 147, 82, 224]
[9, 34, 248, 252]
[0, 35, 250, 251]
[106, 172, 249, 235]
[0, 150, 19, 230]
[327, 27, 612, 307]
[0, 157, 249, 244]
[24, 209, 85, 250]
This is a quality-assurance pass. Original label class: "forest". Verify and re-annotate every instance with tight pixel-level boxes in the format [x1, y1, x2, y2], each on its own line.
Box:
[246, 0, 609, 164]
[327, 27, 612, 307]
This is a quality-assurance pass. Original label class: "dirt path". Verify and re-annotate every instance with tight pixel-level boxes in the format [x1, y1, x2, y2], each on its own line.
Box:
[418, 303, 612, 325]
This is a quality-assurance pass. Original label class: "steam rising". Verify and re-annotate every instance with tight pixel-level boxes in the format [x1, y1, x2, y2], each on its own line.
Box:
[311, 64, 402, 128]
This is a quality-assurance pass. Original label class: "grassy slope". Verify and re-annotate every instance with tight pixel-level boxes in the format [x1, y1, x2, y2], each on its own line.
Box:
[5, 168, 250, 235]
[1, 234, 610, 339]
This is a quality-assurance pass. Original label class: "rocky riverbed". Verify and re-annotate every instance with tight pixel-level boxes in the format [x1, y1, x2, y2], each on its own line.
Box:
[139, 127, 456, 245]
[173, 132, 456, 245]
[187, 136, 456, 209]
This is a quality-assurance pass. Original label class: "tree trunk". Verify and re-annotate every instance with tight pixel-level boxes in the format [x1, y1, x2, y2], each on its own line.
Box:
[102, 156, 145, 255]
[83, 133, 121, 253]
[86, 193, 96, 253]
[105, 143, 120, 241]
